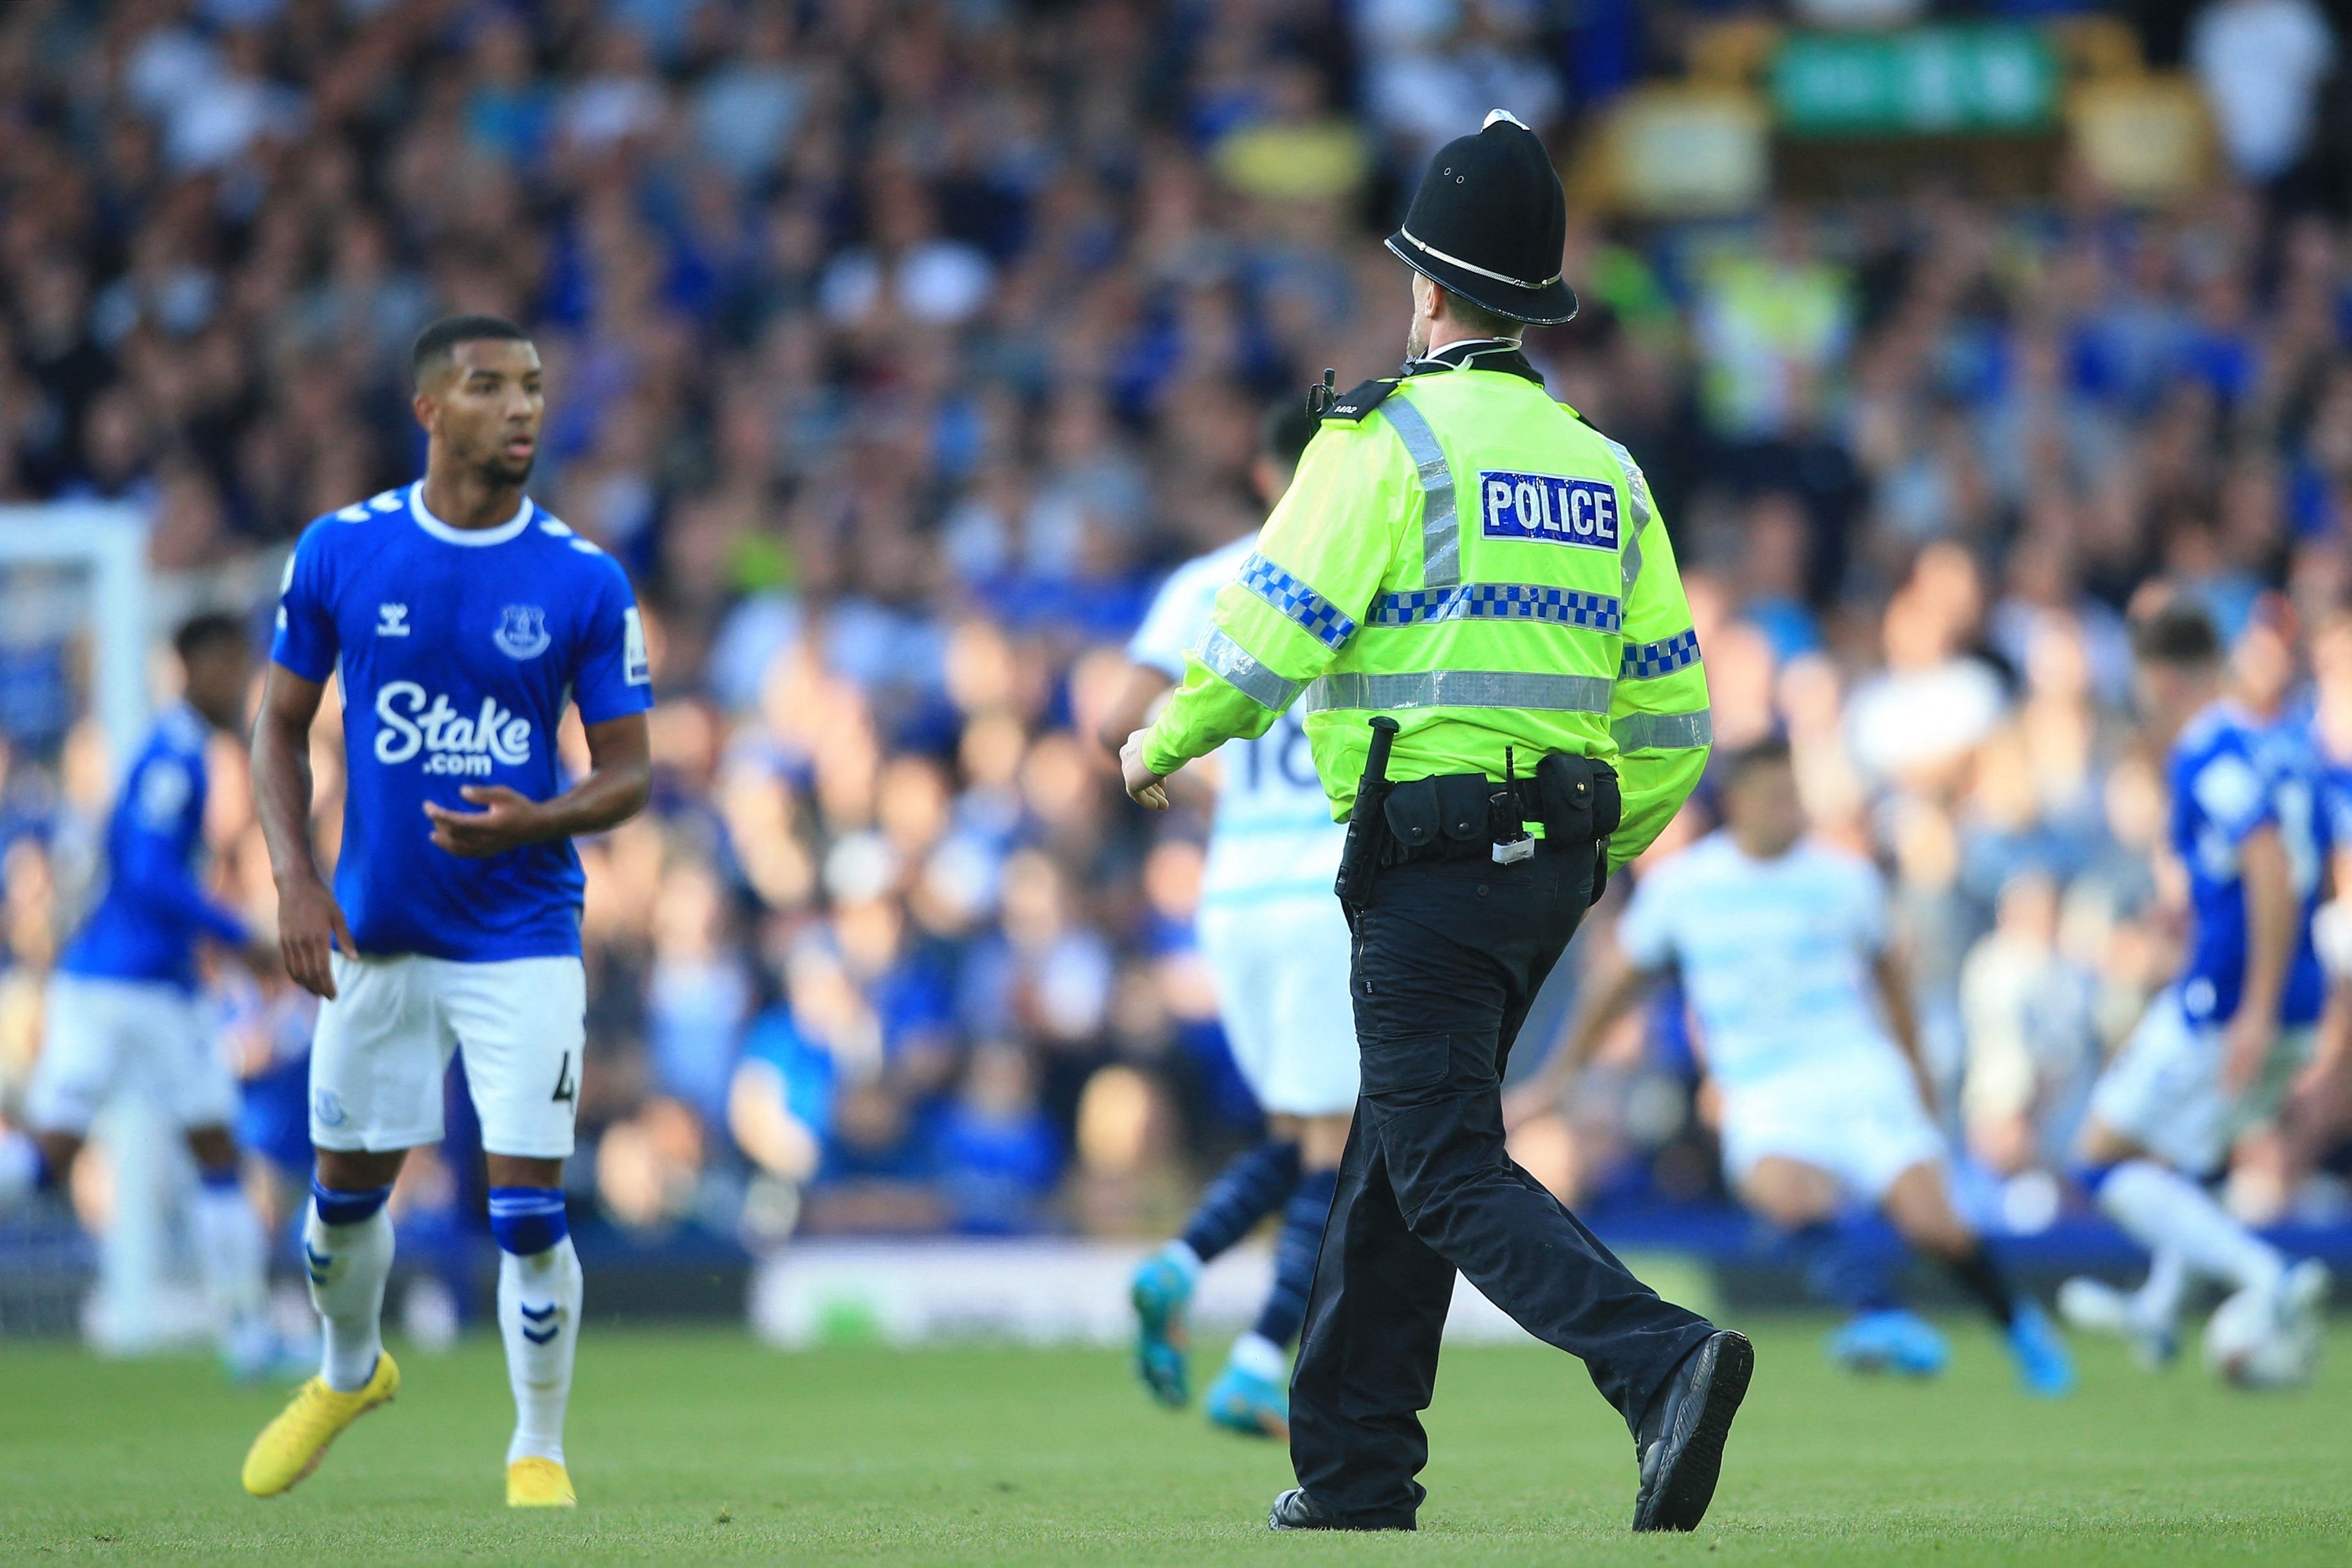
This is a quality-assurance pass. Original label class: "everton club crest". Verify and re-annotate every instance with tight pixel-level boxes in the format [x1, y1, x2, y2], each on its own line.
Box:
[494, 604, 551, 659]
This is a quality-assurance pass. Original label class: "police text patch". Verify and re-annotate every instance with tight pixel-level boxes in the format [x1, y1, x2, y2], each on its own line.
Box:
[1479, 472, 1618, 551]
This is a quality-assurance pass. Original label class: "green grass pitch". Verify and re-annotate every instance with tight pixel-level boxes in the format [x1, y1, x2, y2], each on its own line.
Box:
[3, 1319, 2347, 1565]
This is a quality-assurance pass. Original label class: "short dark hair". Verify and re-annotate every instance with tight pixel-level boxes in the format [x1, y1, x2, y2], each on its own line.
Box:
[173, 611, 246, 665]
[1260, 400, 1318, 472]
[1723, 733, 1793, 785]
[2130, 598, 2222, 669]
[411, 314, 532, 389]
[1441, 291, 1524, 342]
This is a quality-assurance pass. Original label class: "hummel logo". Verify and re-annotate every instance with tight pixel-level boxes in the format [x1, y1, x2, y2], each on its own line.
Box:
[519, 1302, 559, 1344]
[376, 603, 411, 636]
[302, 1243, 333, 1285]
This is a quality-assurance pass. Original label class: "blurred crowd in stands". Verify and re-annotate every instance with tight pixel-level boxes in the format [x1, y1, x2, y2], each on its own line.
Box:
[2, 0, 2352, 1253]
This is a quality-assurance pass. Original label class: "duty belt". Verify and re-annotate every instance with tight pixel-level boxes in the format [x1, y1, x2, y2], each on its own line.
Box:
[1377, 754, 1621, 869]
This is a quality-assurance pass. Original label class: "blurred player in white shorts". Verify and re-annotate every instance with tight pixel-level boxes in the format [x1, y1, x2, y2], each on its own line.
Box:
[1100, 400, 1353, 1439]
[240, 317, 653, 1508]
[0, 614, 292, 1378]
[1510, 737, 2073, 1394]
[2062, 602, 2330, 1369]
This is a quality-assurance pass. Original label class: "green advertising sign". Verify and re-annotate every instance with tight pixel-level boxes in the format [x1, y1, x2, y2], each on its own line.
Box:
[1772, 26, 2059, 137]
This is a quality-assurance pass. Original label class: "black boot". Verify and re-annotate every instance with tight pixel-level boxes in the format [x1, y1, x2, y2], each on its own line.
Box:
[1266, 1488, 1414, 1532]
[1631, 1329, 1754, 1533]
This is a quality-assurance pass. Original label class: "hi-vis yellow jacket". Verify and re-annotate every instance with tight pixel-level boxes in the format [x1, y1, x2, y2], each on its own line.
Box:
[1140, 356, 1710, 868]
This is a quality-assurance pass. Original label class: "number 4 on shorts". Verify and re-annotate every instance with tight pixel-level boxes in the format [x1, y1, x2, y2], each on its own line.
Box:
[551, 1051, 577, 1104]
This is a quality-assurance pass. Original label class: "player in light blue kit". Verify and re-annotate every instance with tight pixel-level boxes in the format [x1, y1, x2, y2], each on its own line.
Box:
[0, 614, 291, 1378]
[2062, 601, 2330, 1368]
[1101, 404, 1354, 1439]
[1510, 738, 2073, 1396]
[240, 317, 653, 1507]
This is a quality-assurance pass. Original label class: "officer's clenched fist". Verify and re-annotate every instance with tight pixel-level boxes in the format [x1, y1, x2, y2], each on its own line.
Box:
[1120, 730, 1169, 810]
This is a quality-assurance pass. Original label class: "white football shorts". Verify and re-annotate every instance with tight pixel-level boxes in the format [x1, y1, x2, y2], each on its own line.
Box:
[27, 973, 238, 1136]
[2088, 990, 2312, 1176]
[310, 952, 585, 1159]
[1718, 1047, 1945, 1203]
[1196, 896, 1360, 1118]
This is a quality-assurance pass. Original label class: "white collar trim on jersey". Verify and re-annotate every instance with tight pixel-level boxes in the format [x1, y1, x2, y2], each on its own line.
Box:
[407, 482, 534, 546]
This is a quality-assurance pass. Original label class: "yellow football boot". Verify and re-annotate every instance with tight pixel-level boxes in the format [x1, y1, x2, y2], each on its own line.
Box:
[241, 1351, 400, 1497]
[506, 1456, 577, 1508]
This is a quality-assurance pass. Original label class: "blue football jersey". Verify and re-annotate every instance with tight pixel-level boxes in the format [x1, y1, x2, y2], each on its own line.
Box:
[59, 702, 250, 990]
[271, 483, 653, 963]
[2169, 703, 2328, 1028]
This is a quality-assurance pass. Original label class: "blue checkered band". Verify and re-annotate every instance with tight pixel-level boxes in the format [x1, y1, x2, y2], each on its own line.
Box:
[1620, 629, 1700, 680]
[1240, 551, 1357, 649]
[1369, 583, 1622, 632]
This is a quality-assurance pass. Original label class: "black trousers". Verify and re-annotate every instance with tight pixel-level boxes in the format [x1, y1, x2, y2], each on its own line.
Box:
[1288, 847, 1717, 1527]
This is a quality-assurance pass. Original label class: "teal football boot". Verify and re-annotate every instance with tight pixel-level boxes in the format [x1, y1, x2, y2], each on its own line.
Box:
[1130, 1250, 1193, 1407]
[1204, 1359, 1288, 1439]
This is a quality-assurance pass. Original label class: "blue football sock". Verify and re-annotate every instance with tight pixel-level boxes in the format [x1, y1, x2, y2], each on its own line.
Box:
[1789, 1213, 1902, 1313]
[1252, 1167, 1337, 1349]
[1943, 1240, 2018, 1329]
[1179, 1139, 1302, 1265]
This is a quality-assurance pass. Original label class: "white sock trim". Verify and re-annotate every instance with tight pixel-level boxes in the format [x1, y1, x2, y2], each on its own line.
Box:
[1228, 1331, 1287, 1381]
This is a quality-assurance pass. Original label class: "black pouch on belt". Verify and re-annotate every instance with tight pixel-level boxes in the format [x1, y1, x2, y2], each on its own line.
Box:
[1382, 773, 1493, 862]
[1535, 753, 1624, 894]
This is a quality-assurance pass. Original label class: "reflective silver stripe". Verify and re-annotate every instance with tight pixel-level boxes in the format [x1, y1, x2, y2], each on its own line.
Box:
[1612, 708, 1713, 751]
[1600, 436, 1650, 595]
[1303, 670, 1613, 714]
[1396, 226, 1562, 291]
[1198, 627, 1302, 711]
[1380, 397, 1459, 589]
[1600, 436, 1653, 529]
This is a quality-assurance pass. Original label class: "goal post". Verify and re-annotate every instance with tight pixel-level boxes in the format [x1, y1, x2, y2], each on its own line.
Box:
[0, 503, 153, 766]
[0, 501, 199, 1351]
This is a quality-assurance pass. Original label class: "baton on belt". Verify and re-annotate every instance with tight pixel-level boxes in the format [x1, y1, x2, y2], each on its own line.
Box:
[1333, 715, 1400, 911]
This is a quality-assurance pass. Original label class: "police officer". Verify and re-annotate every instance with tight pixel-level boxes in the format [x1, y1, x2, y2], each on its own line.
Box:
[1120, 111, 1746, 1533]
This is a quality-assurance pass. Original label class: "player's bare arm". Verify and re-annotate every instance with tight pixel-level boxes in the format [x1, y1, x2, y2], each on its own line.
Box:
[1096, 665, 1173, 759]
[1871, 948, 1938, 1116]
[1503, 952, 1657, 1130]
[252, 661, 353, 1000]
[2228, 824, 2294, 1094]
[1103, 663, 1173, 807]
[423, 711, 651, 858]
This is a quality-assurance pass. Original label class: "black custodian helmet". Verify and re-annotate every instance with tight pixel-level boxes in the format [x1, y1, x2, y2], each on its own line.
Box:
[1384, 110, 1577, 327]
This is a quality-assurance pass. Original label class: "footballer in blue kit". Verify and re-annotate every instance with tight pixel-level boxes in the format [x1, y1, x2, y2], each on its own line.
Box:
[241, 317, 653, 1508]
[0, 614, 293, 1379]
[2061, 602, 2330, 1374]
